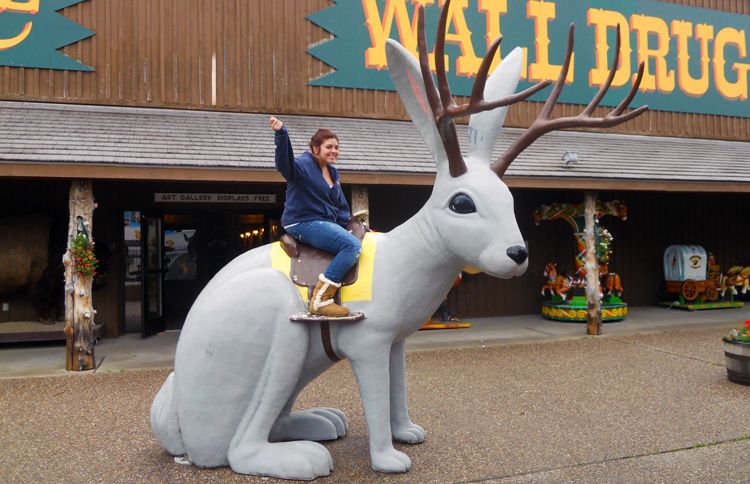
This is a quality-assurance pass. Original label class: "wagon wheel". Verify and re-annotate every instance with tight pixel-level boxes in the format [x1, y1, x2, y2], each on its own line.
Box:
[705, 281, 719, 301]
[681, 280, 699, 301]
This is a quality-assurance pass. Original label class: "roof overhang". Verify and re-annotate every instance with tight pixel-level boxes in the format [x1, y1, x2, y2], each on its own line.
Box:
[2, 101, 749, 192]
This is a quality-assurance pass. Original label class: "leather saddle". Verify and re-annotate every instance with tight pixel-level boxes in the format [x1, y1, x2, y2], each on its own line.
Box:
[280, 212, 369, 361]
[279, 211, 368, 289]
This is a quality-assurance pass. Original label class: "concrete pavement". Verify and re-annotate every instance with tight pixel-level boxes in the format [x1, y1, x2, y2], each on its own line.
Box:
[1, 304, 749, 378]
[2, 320, 750, 482]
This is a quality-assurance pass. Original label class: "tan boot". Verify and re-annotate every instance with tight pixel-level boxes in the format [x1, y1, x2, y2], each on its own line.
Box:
[309, 274, 350, 317]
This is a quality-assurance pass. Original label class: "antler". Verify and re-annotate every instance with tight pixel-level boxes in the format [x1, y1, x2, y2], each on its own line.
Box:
[491, 24, 649, 177]
[416, 0, 551, 177]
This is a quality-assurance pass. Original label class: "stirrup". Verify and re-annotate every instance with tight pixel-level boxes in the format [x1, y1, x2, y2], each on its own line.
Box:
[288, 313, 366, 363]
[290, 312, 365, 323]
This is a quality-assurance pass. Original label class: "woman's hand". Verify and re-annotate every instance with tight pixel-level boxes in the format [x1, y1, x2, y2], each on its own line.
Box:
[269, 116, 284, 132]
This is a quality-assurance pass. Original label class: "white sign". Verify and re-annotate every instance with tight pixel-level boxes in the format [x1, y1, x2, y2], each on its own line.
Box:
[154, 193, 277, 204]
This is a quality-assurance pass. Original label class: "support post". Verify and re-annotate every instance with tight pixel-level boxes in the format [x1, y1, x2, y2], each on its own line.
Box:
[351, 185, 369, 224]
[63, 180, 98, 371]
[584, 191, 601, 335]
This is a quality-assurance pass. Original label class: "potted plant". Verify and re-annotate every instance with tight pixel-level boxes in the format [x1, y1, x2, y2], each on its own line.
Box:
[723, 320, 750, 385]
[69, 233, 98, 277]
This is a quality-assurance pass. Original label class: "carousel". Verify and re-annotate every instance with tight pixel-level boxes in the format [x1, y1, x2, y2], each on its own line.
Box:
[535, 201, 628, 323]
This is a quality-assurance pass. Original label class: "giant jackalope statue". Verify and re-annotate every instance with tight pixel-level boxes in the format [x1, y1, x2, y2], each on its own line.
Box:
[151, 1, 646, 479]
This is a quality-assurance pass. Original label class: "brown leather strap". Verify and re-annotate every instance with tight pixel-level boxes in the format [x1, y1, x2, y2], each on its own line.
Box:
[307, 286, 341, 362]
[320, 322, 340, 362]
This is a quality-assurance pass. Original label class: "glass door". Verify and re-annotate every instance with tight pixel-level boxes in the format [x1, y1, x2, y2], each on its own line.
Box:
[123, 211, 142, 333]
[163, 213, 199, 330]
[141, 213, 165, 337]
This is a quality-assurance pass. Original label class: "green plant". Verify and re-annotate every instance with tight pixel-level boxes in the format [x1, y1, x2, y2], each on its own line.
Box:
[727, 320, 750, 343]
[69, 233, 98, 277]
[596, 227, 613, 263]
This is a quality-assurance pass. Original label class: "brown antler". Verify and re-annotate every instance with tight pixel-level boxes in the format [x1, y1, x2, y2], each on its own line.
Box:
[416, 0, 551, 177]
[491, 24, 648, 177]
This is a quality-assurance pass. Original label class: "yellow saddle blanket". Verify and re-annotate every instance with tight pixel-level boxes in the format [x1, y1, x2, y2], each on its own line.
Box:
[270, 232, 378, 303]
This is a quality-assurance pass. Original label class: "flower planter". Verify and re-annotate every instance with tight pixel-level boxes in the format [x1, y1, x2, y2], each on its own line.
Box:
[723, 337, 750, 386]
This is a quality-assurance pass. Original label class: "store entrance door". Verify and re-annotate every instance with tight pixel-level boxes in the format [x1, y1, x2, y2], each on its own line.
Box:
[141, 213, 166, 337]
[161, 211, 279, 330]
[123, 210, 281, 335]
[162, 213, 201, 330]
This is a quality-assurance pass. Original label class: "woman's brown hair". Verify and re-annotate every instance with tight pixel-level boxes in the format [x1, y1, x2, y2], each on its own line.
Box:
[309, 129, 339, 151]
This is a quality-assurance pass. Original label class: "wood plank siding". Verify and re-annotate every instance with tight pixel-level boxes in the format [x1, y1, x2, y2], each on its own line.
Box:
[1, 0, 749, 141]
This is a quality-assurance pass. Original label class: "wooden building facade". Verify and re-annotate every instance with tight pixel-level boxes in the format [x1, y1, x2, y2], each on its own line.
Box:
[1, 0, 749, 340]
[1, 0, 750, 140]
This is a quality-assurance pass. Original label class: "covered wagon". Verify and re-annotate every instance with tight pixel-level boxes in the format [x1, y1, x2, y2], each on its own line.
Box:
[663, 245, 719, 303]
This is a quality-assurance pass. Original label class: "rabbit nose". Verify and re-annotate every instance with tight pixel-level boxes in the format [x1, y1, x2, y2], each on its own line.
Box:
[506, 245, 528, 265]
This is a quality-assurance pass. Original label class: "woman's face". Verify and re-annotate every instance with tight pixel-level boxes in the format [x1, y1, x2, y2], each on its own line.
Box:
[313, 137, 339, 165]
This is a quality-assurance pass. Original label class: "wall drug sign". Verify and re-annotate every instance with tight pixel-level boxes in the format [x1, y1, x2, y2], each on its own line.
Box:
[0, 0, 93, 71]
[308, 0, 750, 118]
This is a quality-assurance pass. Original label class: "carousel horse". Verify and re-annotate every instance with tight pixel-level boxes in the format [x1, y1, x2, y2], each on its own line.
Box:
[150, 2, 646, 479]
[720, 266, 750, 298]
[599, 263, 623, 297]
[541, 262, 572, 301]
[600, 200, 628, 221]
[533, 200, 627, 228]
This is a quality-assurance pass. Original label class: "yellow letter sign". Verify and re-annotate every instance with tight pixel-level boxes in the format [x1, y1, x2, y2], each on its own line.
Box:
[713, 27, 750, 101]
[527, 0, 573, 83]
[0, 0, 39, 50]
[0, 0, 39, 13]
[478, 0, 515, 74]
[588, 9, 631, 88]
[671, 20, 713, 97]
[630, 14, 675, 93]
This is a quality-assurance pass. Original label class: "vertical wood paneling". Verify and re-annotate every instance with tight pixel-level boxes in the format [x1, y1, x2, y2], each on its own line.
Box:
[1, 0, 750, 140]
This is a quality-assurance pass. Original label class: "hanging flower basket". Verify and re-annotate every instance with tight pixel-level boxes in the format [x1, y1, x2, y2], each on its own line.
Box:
[723, 320, 750, 386]
[69, 233, 98, 277]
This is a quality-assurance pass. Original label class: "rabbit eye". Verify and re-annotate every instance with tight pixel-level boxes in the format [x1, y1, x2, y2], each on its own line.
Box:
[449, 193, 476, 214]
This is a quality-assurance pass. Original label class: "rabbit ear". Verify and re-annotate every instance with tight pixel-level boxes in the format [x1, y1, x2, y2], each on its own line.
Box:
[467, 47, 524, 162]
[386, 39, 447, 162]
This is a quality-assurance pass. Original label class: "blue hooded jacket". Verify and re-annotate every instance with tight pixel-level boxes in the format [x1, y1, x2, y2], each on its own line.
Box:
[274, 127, 351, 228]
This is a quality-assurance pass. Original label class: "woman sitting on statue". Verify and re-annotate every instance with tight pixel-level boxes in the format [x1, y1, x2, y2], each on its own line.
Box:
[270, 116, 361, 318]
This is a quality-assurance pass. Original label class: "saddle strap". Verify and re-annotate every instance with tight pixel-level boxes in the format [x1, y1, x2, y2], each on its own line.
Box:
[320, 322, 340, 362]
[307, 286, 341, 362]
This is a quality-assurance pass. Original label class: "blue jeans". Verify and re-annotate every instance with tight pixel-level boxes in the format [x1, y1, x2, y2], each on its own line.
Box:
[284, 220, 362, 284]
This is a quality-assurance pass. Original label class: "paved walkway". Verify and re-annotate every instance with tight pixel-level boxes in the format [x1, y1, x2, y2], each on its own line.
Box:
[1, 305, 748, 378]
[2, 317, 749, 482]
